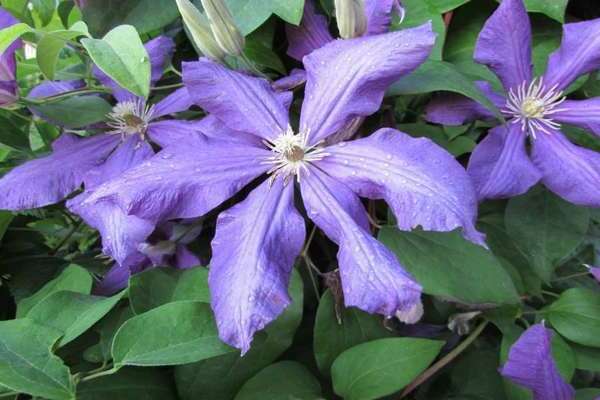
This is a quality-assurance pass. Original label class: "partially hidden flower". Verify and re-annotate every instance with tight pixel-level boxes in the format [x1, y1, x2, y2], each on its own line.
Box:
[425, 0, 600, 207]
[584, 264, 600, 283]
[500, 324, 575, 400]
[0, 35, 197, 268]
[334, 0, 367, 39]
[83, 24, 485, 353]
[200, 0, 245, 56]
[175, 0, 226, 61]
[0, 7, 22, 107]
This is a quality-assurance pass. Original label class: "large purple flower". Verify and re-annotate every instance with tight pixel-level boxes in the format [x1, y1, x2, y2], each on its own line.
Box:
[500, 324, 575, 400]
[83, 24, 484, 353]
[425, 0, 600, 207]
[0, 7, 21, 107]
[0, 36, 196, 266]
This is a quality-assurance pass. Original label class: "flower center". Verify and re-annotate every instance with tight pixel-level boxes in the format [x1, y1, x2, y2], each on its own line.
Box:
[107, 99, 155, 138]
[262, 126, 328, 184]
[504, 77, 566, 138]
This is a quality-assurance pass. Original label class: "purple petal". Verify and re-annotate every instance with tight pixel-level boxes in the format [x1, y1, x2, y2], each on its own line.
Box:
[0, 134, 119, 210]
[0, 7, 20, 105]
[552, 97, 600, 138]
[94, 259, 148, 296]
[500, 324, 575, 400]
[272, 68, 307, 91]
[544, 19, 600, 91]
[210, 179, 305, 353]
[189, 115, 262, 146]
[300, 23, 435, 145]
[94, 35, 174, 101]
[317, 128, 485, 244]
[286, 0, 333, 61]
[300, 167, 422, 322]
[27, 80, 86, 120]
[531, 129, 600, 207]
[183, 58, 290, 141]
[152, 87, 194, 118]
[175, 246, 201, 269]
[364, 0, 398, 35]
[474, 0, 532, 91]
[146, 119, 208, 149]
[83, 140, 270, 223]
[467, 123, 541, 201]
[425, 81, 505, 125]
[589, 266, 600, 283]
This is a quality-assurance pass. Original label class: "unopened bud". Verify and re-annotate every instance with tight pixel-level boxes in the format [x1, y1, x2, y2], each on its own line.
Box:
[200, 0, 245, 56]
[395, 301, 424, 324]
[175, 0, 225, 61]
[335, 0, 367, 39]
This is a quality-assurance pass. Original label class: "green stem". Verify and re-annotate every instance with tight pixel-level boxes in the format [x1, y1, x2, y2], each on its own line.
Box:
[0, 391, 19, 398]
[23, 88, 110, 105]
[151, 82, 184, 91]
[398, 320, 489, 399]
[79, 367, 118, 382]
[552, 271, 590, 282]
[541, 290, 560, 299]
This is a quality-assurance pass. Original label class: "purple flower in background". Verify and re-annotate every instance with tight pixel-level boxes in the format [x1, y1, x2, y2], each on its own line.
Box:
[425, 0, 600, 207]
[583, 264, 600, 283]
[500, 324, 575, 400]
[84, 24, 485, 353]
[0, 7, 22, 107]
[0, 35, 196, 267]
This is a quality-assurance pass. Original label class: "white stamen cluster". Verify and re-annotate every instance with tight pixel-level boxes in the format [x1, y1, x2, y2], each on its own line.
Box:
[107, 99, 155, 139]
[262, 126, 328, 184]
[504, 77, 566, 139]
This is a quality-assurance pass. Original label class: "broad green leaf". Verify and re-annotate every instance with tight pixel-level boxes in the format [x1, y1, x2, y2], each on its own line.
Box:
[112, 301, 234, 367]
[505, 188, 590, 281]
[388, 60, 502, 119]
[0, 319, 74, 400]
[545, 288, 600, 348]
[81, 25, 150, 98]
[0, 112, 30, 150]
[331, 338, 444, 400]
[449, 348, 506, 400]
[37, 30, 84, 79]
[225, 0, 305, 35]
[27, 290, 126, 346]
[77, 368, 176, 400]
[0, 210, 13, 242]
[234, 361, 322, 400]
[129, 266, 210, 315]
[576, 389, 600, 400]
[81, 0, 179, 36]
[313, 290, 391, 375]
[174, 269, 304, 400]
[17, 264, 92, 317]
[430, 0, 471, 13]
[399, 0, 445, 60]
[0, 22, 31, 55]
[379, 228, 520, 305]
[570, 343, 600, 372]
[31, 0, 55, 26]
[29, 95, 114, 128]
[523, 0, 568, 23]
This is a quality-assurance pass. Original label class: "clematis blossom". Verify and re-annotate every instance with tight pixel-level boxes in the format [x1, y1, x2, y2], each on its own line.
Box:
[0, 7, 22, 107]
[500, 324, 575, 400]
[82, 24, 484, 353]
[425, 0, 600, 207]
[0, 35, 196, 267]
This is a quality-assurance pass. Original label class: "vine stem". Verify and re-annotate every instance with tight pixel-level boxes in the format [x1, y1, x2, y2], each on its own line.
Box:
[397, 320, 489, 399]
[22, 88, 110, 105]
[79, 367, 118, 382]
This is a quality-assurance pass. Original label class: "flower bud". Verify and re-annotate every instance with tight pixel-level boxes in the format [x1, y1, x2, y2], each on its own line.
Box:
[175, 0, 226, 61]
[200, 0, 245, 57]
[335, 0, 367, 39]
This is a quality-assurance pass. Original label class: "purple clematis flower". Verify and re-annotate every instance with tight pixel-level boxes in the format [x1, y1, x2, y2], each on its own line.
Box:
[0, 7, 22, 107]
[82, 24, 484, 353]
[500, 324, 575, 400]
[0, 35, 196, 267]
[95, 221, 202, 295]
[425, 0, 600, 207]
[583, 264, 600, 283]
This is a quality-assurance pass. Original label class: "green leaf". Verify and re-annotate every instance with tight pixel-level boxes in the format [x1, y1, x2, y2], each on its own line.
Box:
[523, 0, 568, 23]
[430, 0, 471, 13]
[234, 361, 322, 400]
[174, 269, 304, 400]
[225, 0, 305, 35]
[81, 25, 150, 98]
[37, 30, 84, 79]
[313, 290, 391, 375]
[388, 60, 502, 119]
[399, 0, 445, 60]
[545, 288, 600, 348]
[379, 228, 520, 305]
[31, 0, 55, 26]
[0, 210, 13, 242]
[17, 264, 92, 317]
[576, 389, 600, 400]
[570, 342, 600, 372]
[331, 337, 444, 400]
[81, 0, 179, 36]
[27, 290, 126, 347]
[129, 267, 210, 315]
[0, 23, 32, 55]
[112, 301, 234, 367]
[29, 95, 113, 128]
[0, 112, 30, 150]
[505, 188, 590, 281]
[0, 319, 74, 400]
[77, 368, 176, 400]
